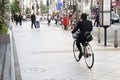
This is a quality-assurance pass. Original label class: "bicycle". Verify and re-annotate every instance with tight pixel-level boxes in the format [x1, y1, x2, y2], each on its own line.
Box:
[73, 39, 94, 69]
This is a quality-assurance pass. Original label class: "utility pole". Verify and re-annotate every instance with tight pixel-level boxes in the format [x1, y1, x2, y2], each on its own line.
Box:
[100, 0, 111, 46]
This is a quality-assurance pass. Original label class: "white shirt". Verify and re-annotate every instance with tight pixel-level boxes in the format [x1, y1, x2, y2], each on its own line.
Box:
[36, 15, 40, 21]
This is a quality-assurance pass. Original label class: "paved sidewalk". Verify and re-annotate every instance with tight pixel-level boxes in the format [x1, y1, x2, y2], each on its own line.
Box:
[12, 21, 120, 80]
[0, 34, 11, 80]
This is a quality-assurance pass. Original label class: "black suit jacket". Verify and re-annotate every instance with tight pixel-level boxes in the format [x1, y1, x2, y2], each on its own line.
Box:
[72, 20, 93, 34]
[72, 20, 93, 42]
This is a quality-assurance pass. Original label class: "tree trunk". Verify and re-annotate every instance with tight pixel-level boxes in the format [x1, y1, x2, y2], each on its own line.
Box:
[0, 0, 5, 16]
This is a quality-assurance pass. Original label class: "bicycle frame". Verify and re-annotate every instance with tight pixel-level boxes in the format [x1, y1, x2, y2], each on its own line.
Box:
[73, 40, 94, 69]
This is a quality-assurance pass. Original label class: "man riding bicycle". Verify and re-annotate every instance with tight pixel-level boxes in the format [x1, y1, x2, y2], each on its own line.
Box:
[72, 13, 93, 61]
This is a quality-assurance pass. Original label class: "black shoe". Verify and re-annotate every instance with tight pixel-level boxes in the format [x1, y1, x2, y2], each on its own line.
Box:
[76, 59, 80, 62]
[76, 53, 83, 62]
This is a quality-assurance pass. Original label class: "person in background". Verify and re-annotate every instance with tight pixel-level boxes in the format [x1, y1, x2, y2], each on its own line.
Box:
[94, 12, 100, 27]
[56, 15, 60, 26]
[14, 13, 19, 25]
[31, 13, 36, 29]
[54, 15, 57, 25]
[62, 14, 70, 30]
[18, 13, 23, 26]
[36, 13, 41, 28]
[47, 14, 51, 26]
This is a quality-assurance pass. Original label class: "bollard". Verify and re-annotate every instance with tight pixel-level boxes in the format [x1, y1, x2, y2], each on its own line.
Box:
[114, 30, 118, 48]
[98, 28, 101, 43]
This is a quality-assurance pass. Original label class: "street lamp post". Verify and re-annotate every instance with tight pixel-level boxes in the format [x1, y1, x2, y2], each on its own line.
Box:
[100, 0, 111, 46]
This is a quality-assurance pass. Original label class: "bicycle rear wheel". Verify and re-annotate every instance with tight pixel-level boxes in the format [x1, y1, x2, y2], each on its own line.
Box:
[84, 43, 94, 69]
[73, 40, 80, 62]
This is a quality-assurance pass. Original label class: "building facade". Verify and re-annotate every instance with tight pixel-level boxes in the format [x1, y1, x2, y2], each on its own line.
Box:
[18, 0, 43, 15]
[112, 0, 120, 16]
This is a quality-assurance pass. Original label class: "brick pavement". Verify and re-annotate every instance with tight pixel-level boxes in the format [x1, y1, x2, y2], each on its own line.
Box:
[12, 21, 120, 80]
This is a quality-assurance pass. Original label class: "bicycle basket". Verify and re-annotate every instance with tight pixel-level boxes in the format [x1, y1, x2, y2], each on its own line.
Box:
[72, 30, 80, 39]
[84, 32, 93, 42]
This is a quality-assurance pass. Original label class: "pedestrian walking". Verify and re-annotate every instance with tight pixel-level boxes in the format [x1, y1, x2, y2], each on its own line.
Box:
[94, 12, 100, 27]
[56, 15, 60, 26]
[54, 15, 57, 25]
[18, 13, 23, 26]
[31, 13, 36, 29]
[62, 15, 70, 30]
[47, 14, 51, 26]
[14, 13, 19, 25]
[36, 14, 41, 28]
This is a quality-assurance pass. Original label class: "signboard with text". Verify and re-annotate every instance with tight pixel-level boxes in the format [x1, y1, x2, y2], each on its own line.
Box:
[100, 0, 111, 26]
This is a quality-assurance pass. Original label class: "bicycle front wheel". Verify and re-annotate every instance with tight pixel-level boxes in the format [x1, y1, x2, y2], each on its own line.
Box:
[84, 43, 94, 69]
[73, 40, 80, 62]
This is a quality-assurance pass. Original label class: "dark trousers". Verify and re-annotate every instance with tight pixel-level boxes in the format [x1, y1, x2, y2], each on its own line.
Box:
[19, 21, 22, 26]
[76, 40, 83, 59]
[94, 20, 100, 27]
[16, 21, 18, 25]
[76, 34, 84, 59]
[31, 22, 36, 28]
[55, 19, 57, 25]
[48, 20, 51, 26]
[64, 25, 67, 30]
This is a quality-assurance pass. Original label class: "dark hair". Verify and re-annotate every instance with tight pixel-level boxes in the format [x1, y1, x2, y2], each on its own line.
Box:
[81, 13, 87, 20]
